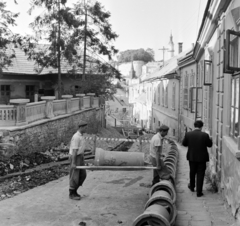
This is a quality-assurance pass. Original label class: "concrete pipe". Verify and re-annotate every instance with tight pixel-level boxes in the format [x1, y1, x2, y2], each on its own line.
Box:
[164, 166, 176, 179]
[168, 150, 178, 156]
[164, 161, 176, 172]
[167, 152, 178, 159]
[165, 164, 176, 176]
[144, 190, 177, 226]
[164, 156, 177, 165]
[132, 204, 171, 226]
[94, 148, 145, 166]
[164, 161, 176, 171]
[149, 180, 176, 203]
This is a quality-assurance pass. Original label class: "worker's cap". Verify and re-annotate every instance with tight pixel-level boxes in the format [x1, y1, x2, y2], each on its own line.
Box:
[158, 125, 169, 132]
[78, 121, 88, 128]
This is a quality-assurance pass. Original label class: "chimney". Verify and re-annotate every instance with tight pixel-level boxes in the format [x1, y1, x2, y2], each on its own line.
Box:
[178, 42, 183, 54]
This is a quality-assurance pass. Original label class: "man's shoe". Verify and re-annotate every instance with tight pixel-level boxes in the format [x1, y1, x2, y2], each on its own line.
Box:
[188, 183, 194, 192]
[74, 190, 81, 198]
[197, 193, 204, 197]
[69, 189, 81, 200]
[69, 193, 81, 200]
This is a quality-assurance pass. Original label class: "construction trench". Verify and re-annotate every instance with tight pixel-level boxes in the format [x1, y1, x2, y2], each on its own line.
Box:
[0, 131, 179, 226]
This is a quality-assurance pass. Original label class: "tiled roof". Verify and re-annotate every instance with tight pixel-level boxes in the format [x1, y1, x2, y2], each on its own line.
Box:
[2, 45, 102, 75]
[2, 46, 75, 75]
[143, 49, 192, 81]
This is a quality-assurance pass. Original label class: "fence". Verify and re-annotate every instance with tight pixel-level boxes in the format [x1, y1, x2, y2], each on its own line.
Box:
[0, 95, 104, 127]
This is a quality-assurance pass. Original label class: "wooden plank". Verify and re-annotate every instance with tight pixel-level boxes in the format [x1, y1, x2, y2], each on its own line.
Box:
[75, 166, 157, 171]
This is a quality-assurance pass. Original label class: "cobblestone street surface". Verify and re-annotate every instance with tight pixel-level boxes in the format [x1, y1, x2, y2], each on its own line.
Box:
[0, 142, 237, 226]
[175, 143, 236, 226]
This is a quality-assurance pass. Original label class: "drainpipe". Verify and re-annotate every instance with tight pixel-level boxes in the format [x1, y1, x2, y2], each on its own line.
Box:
[176, 69, 181, 142]
[195, 61, 199, 121]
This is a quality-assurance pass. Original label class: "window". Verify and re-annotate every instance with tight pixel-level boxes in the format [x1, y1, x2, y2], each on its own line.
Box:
[0, 85, 10, 104]
[225, 30, 240, 72]
[154, 87, 156, 104]
[189, 73, 195, 109]
[196, 87, 203, 118]
[190, 87, 202, 115]
[26, 85, 35, 102]
[161, 83, 164, 106]
[183, 73, 189, 109]
[165, 84, 168, 107]
[190, 87, 196, 113]
[230, 75, 239, 139]
[158, 85, 160, 105]
[172, 83, 176, 110]
[204, 60, 212, 85]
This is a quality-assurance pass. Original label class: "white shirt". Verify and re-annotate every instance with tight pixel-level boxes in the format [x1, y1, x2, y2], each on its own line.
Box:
[69, 131, 86, 155]
[150, 133, 169, 158]
[150, 133, 162, 158]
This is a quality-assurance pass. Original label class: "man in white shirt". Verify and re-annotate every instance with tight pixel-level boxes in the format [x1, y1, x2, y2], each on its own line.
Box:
[69, 121, 88, 200]
[150, 125, 171, 186]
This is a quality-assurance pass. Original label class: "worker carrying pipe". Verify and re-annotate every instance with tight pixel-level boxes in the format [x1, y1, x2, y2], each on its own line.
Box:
[69, 121, 88, 201]
[149, 125, 171, 186]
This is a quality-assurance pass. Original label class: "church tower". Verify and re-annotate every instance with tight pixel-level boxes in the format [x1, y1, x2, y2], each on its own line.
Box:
[168, 32, 174, 58]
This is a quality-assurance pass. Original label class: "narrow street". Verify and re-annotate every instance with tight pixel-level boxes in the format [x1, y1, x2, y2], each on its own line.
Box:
[0, 142, 236, 226]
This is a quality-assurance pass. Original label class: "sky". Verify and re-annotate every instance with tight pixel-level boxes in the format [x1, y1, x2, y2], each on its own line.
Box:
[5, 0, 208, 61]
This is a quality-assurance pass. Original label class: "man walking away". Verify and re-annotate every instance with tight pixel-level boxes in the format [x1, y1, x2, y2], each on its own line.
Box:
[182, 120, 212, 197]
[69, 121, 88, 200]
[150, 125, 171, 186]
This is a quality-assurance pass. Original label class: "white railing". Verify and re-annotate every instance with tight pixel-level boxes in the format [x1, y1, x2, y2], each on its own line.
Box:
[26, 101, 46, 123]
[83, 96, 91, 108]
[92, 97, 99, 108]
[71, 98, 80, 112]
[0, 105, 16, 126]
[0, 96, 101, 127]
[53, 100, 66, 116]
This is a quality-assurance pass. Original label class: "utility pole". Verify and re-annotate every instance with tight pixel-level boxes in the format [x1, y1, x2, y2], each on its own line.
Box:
[57, 0, 62, 99]
[82, 0, 87, 81]
[159, 46, 168, 65]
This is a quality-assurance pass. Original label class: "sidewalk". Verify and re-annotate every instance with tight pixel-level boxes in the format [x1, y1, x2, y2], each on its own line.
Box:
[175, 143, 235, 226]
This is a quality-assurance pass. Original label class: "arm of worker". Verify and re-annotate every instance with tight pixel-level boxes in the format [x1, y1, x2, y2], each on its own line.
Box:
[71, 149, 78, 169]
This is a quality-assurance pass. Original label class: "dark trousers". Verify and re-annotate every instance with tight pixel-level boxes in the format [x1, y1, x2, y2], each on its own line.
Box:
[151, 156, 171, 185]
[189, 161, 206, 194]
[69, 154, 87, 191]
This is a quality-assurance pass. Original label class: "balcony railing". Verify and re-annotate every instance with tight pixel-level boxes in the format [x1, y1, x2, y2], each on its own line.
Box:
[0, 94, 104, 127]
[0, 105, 16, 126]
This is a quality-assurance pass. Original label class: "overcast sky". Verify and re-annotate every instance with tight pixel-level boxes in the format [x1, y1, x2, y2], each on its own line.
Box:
[6, 0, 208, 61]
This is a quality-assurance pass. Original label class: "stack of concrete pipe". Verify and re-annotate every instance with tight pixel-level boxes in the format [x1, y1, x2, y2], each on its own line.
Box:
[133, 139, 179, 226]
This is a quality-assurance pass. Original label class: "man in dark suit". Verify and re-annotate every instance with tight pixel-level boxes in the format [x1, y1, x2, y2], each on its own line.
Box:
[182, 120, 212, 197]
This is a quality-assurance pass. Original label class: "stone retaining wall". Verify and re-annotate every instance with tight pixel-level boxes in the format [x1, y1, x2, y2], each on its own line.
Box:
[0, 108, 104, 159]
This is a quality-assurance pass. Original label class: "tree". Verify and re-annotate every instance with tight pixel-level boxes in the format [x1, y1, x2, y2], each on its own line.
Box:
[0, 0, 21, 69]
[146, 48, 155, 60]
[22, 0, 121, 98]
[117, 48, 154, 63]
